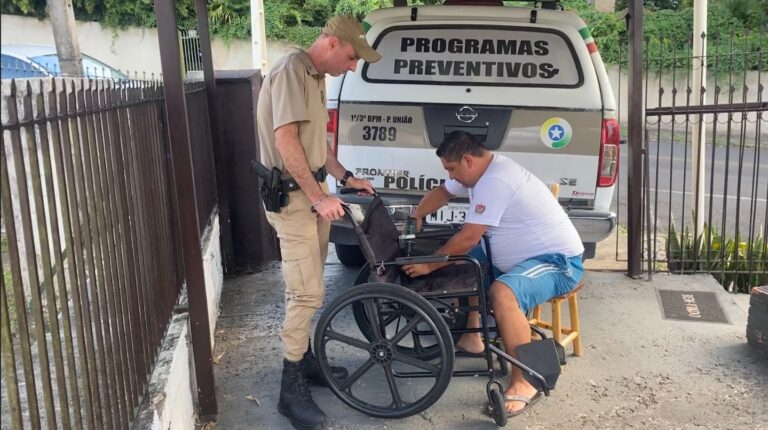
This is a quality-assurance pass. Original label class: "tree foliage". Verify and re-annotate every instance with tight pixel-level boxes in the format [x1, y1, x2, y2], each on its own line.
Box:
[2, 0, 765, 64]
[562, 0, 766, 71]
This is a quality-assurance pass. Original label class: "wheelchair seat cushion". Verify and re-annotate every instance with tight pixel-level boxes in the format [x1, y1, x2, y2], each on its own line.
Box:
[402, 262, 488, 294]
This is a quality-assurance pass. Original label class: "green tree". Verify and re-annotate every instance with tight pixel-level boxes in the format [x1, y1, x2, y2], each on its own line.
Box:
[614, 0, 684, 12]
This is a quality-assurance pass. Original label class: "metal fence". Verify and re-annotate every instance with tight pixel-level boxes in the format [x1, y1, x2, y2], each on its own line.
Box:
[180, 29, 203, 73]
[185, 81, 218, 234]
[1, 77, 184, 429]
[612, 30, 767, 291]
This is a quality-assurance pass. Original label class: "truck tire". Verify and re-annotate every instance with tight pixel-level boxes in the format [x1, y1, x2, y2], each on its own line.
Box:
[747, 286, 768, 356]
[334, 243, 366, 266]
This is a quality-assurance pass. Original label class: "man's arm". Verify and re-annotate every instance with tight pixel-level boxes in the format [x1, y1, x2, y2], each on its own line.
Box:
[403, 222, 488, 277]
[275, 123, 344, 220]
[275, 123, 325, 202]
[436, 223, 488, 257]
[325, 144, 346, 180]
[411, 185, 453, 230]
[325, 144, 375, 194]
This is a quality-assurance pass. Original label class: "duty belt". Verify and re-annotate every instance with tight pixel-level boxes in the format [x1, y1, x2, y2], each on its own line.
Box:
[282, 167, 327, 193]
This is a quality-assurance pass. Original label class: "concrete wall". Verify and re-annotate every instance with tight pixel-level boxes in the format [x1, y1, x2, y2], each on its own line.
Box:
[594, 0, 616, 13]
[202, 210, 224, 345]
[1, 15, 296, 76]
[132, 313, 195, 430]
[133, 213, 223, 429]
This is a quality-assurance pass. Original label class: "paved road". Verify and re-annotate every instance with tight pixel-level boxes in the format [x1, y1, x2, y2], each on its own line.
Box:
[614, 140, 767, 239]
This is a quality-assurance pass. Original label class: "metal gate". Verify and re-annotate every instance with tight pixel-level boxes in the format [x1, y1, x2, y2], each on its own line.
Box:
[180, 29, 203, 73]
[636, 31, 767, 292]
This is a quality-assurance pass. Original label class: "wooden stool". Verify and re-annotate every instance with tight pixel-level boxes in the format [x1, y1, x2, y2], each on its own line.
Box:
[529, 282, 584, 356]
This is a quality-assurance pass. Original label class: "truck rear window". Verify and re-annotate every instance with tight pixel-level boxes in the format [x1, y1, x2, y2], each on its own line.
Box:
[363, 25, 583, 88]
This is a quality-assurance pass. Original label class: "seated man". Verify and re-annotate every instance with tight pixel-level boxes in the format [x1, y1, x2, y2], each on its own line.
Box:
[402, 130, 584, 417]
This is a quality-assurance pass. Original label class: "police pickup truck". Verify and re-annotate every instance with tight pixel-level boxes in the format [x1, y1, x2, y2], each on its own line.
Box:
[326, 1, 619, 265]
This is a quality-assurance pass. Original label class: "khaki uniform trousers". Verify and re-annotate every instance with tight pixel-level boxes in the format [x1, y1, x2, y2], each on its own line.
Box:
[265, 182, 330, 362]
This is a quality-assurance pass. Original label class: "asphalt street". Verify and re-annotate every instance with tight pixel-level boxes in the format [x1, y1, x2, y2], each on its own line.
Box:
[614, 140, 767, 239]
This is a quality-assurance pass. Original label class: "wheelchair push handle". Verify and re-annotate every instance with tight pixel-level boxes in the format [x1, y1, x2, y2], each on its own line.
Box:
[338, 187, 377, 195]
[309, 187, 376, 219]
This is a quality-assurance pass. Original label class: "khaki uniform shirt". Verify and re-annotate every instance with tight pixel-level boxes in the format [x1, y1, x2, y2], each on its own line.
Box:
[257, 49, 328, 174]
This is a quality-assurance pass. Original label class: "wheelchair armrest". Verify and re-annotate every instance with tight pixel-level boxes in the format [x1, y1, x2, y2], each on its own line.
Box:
[394, 255, 450, 265]
[413, 230, 455, 240]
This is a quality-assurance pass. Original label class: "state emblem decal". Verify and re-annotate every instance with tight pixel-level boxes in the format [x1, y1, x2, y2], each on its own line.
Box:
[474, 203, 486, 214]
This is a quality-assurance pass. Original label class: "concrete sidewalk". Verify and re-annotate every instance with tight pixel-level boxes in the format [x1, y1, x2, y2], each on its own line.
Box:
[211, 251, 767, 429]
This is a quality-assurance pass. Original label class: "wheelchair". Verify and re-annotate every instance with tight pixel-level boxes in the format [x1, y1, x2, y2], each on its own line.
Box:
[314, 195, 563, 426]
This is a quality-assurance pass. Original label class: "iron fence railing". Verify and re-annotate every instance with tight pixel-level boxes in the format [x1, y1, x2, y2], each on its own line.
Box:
[185, 81, 218, 234]
[1, 77, 182, 429]
[180, 30, 203, 73]
[611, 30, 767, 291]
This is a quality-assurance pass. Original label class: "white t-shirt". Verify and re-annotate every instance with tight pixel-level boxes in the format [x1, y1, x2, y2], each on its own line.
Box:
[444, 155, 584, 273]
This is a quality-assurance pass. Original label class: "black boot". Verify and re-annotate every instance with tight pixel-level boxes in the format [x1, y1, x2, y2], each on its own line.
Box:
[301, 342, 349, 386]
[278, 359, 326, 430]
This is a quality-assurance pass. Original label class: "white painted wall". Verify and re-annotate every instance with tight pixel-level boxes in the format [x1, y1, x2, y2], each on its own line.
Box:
[132, 313, 195, 430]
[594, 0, 616, 13]
[1, 15, 296, 76]
[133, 213, 223, 429]
[202, 211, 223, 346]
[2, 15, 163, 76]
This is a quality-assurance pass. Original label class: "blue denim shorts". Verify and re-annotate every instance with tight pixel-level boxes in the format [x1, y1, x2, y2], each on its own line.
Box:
[468, 246, 584, 315]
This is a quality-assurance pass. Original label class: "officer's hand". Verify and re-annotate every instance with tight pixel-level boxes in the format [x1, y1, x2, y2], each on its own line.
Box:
[314, 195, 345, 221]
[346, 177, 375, 195]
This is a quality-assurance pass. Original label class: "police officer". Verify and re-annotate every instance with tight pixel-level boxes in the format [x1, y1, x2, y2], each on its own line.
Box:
[256, 15, 379, 430]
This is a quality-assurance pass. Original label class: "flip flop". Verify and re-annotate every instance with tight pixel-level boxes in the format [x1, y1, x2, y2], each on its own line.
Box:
[454, 344, 485, 357]
[504, 391, 544, 417]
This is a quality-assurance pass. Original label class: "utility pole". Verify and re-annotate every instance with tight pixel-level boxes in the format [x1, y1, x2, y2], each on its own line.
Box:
[250, 0, 268, 71]
[626, 0, 644, 277]
[47, 0, 83, 77]
[691, 0, 708, 236]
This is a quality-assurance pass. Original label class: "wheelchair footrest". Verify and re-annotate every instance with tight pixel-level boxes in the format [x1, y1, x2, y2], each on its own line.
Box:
[516, 338, 562, 392]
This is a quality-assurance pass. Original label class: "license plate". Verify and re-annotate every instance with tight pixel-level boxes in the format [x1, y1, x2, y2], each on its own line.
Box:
[426, 204, 469, 225]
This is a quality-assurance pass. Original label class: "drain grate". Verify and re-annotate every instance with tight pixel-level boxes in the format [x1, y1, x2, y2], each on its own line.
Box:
[657, 290, 730, 324]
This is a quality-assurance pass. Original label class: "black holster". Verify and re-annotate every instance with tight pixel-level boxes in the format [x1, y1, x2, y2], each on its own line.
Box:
[250, 160, 326, 214]
[261, 185, 287, 213]
[261, 166, 289, 213]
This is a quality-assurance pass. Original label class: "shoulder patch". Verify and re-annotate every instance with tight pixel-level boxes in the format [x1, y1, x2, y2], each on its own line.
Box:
[474, 203, 486, 214]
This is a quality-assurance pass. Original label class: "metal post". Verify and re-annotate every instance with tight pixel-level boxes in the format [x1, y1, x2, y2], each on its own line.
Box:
[194, 0, 235, 273]
[250, 0, 269, 71]
[153, 0, 218, 419]
[626, 0, 644, 277]
[692, 0, 708, 235]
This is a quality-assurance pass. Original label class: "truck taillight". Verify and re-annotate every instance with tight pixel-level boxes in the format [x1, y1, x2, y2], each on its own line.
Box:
[598, 118, 620, 187]
[327, 108, 339, 155]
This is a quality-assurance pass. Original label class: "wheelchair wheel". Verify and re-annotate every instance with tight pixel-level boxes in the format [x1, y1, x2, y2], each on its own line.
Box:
[352, 265, 470, 360]
[314, 283, 454, 418]
[487, 381, 508, 427]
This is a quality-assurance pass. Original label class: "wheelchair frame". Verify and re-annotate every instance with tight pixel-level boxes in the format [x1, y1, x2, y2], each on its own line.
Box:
[313, 201, 561, 426]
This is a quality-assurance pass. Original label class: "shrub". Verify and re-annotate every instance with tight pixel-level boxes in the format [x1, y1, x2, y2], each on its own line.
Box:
[667, 221, 766, 293]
